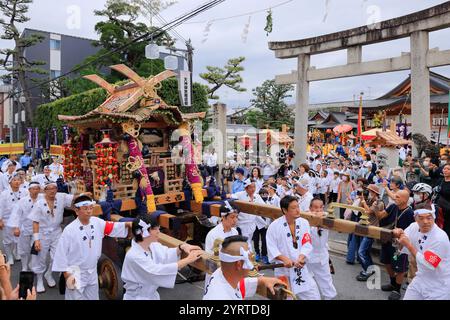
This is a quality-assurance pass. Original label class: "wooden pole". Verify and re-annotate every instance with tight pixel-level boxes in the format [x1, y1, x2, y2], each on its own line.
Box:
[206, 200, 393, 242]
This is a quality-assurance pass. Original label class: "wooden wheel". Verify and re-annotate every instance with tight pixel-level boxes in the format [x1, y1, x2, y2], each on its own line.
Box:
[98, 255, 123, 300]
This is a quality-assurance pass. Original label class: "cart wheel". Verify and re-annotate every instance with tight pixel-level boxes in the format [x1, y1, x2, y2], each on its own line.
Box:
[98, 254, 123, 300]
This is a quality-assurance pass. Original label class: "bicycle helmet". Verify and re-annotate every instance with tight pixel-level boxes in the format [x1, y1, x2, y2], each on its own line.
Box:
[411, 183, 433, 195]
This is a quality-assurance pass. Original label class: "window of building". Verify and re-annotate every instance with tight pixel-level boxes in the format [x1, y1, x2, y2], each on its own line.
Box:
[50, 70, 61, 79]
[50, 39, 61, 50]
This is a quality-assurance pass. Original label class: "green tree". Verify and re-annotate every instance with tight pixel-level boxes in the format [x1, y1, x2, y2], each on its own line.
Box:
[47, 0, 175, 99]
[0, 0, 47, 127]
[129, 0, 177, 26]
[199, 56, 246, 100]
[372, 111, 383, 128]
[245, 79, 294, 130]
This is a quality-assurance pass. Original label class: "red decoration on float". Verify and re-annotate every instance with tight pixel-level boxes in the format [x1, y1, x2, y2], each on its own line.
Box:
[62, 140, 82, 180]
[94, 133, 119, 185]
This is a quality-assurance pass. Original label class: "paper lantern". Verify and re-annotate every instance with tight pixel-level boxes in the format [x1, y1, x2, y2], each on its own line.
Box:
[164, 55, 178, 70]
[145, 43, 160, 60]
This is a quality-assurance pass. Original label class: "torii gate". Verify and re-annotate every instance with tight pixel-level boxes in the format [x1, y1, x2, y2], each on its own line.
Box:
[269, 2, 450, 163]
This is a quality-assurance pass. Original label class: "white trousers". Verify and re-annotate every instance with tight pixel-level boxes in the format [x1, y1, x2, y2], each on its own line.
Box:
[237, 223, 255, 251]
[18, 234, 33, 271]
[293, 281, 321, 300]
[2, 226, 17, 245]
[65, 282, 99, 300]
[31, 230, 61, 274]
[308, 261, 337, 300]
[404, 278, 450, 300]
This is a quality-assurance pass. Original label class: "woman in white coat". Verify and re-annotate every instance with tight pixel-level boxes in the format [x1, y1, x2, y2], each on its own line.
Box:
[121, 216, 204, 300]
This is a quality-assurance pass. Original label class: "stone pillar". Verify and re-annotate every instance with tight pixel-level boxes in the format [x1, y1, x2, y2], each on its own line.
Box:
[216, 102, 227, 166]
[410, 31, 431, 156]
[347, 45, 362, 64]
[294, 54, 310, 166]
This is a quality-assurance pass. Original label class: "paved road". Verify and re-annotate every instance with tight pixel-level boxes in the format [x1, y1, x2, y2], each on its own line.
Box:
[2, 226, 405, 300]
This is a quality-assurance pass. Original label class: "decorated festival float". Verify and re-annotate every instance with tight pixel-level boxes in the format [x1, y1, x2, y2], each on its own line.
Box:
[58, 64, 205, 208]
[55, 64, 217, 298]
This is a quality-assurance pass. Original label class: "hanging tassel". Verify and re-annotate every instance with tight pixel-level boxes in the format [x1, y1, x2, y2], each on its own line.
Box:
[241, 15, 252, 43]
[201, 20, 213, 44]
[264, 9, 273, 36]
[323, 0, 331, 22]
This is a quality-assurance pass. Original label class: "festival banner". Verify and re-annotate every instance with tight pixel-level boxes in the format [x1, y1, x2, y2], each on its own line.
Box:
[34, 127, 39, 149]
[26, 128, 33, 148]
[52, 127, 58, 145]
[45, 129, 50, 150]
[62, 125, 70, 143]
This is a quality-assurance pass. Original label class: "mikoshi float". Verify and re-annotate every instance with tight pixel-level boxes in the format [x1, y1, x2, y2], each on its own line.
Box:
[56, 64, 218, 299]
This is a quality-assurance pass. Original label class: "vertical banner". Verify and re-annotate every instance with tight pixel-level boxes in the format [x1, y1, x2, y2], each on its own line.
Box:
[179, 70, 192, 107]
[45, 129, 50, 149]
[52, 127, 58, 145]
[62, 125, 70, 144]
[26, 128, 33, 149]
[34, 127, 39, 149]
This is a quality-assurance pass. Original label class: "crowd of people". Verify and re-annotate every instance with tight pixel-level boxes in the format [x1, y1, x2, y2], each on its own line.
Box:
[0, 139, 449, 300]
[199, 141, 450, 300]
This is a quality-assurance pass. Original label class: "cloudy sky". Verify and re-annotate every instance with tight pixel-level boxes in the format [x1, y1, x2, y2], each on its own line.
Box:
[1, 0, 449, 109]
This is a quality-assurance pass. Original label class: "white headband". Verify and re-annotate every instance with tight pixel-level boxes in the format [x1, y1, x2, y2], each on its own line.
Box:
[74, 200, 96, 208]
[221, 201, 236, 217]
[414, 207, 436, 219]
[135, 220, 151, 238]
[218, 247, 254, 270]
[44, 182, 57, 189]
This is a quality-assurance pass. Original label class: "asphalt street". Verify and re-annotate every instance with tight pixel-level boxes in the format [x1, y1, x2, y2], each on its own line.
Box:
[1, 227, 403, 300]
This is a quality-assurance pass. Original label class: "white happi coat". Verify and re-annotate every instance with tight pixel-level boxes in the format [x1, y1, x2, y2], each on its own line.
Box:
[48, 163, 64, 181]
[0, 188, 29, 245]
[402, 223, 450, 300]
[205, 223, 239, 255]
[231, 191, 265, 243]
[266, 216, 317, 295]
[0, 172, 14, 192]
[204, 223, 239, 290]
[121, 240, 180, 300]
[309, 227, 337, 300]
[28, 193, 74, 274]
[255, 194, 280, 230]
[203, 268, 258, 300]
[52, 217, 127, 297]
[297, 192, 314, 212]
[7, 194, 42, 256]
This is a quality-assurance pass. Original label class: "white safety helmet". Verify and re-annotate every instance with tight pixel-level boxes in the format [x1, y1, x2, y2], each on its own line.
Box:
[411, 183, 433, 195]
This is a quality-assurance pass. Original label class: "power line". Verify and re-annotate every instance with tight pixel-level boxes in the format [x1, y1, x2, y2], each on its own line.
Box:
[184, 0, 294, 24]
[1, 0, 225, 106]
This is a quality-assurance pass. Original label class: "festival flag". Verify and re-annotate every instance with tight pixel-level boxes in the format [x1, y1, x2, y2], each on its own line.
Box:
[34, 127, 39, 149]
[357, 94, 363, 138]
[26, 128, 33, 149]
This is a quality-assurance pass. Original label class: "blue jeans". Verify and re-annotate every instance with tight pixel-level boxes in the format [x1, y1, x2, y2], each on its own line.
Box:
[347, 233, 361, 263]
[346, 214, 361, 263]
[358, 237, 374, 272]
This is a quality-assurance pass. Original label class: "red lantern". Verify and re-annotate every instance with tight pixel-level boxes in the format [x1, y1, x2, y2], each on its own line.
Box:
[240, 135, 252, 148]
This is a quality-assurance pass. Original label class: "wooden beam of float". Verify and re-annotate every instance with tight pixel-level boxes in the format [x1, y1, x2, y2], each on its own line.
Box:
[158, 233, 280, 300]
[92, 190, 208, 229]
[209, 201, 393, 243]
